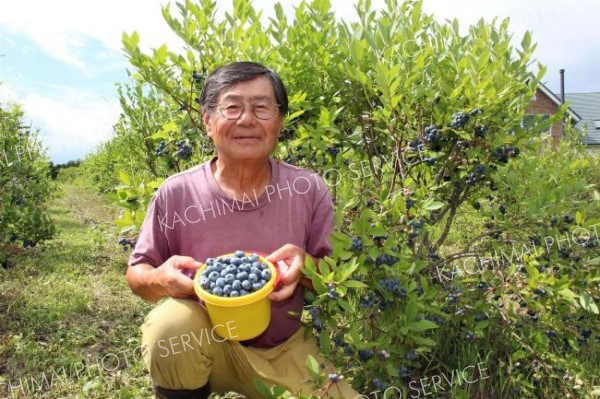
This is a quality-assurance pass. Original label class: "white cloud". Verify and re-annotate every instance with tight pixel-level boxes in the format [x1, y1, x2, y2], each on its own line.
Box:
[18, 88, 121, 162]
[0, 0, 179, 71]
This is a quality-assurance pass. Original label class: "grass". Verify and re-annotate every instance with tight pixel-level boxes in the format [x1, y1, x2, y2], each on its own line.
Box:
[0, 173, 154, 398]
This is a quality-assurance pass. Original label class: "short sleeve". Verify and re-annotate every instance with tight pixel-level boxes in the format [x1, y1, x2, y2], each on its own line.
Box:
[128, 191, 171, 267]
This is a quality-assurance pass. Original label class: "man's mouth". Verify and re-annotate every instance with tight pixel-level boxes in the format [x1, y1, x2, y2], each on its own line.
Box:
[233, 136, 260, 140]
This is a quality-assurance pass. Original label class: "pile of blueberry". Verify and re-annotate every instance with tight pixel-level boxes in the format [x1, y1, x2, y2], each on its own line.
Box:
[450, 111, 470, 129]
[424, 124, 440, 143]
[466, 164, 485, 186]
[118, 237, 137, 251]
[491, 145, 520, 163]
[154, 140, 167, 156]
[474, 124, 489, 138]
[174, 140, 192, 159]
[198, 250, 273, 297]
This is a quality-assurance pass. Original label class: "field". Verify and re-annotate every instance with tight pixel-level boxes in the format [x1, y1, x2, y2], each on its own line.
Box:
[0, 173, 154, 398]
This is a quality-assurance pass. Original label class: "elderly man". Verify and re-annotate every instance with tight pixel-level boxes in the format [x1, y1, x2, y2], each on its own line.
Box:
[126, 61, 359, 399]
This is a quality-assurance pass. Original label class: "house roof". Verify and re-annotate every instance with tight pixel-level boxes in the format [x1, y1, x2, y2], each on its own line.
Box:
[565, 92, 600, 145]
[537, 82, 582, 123]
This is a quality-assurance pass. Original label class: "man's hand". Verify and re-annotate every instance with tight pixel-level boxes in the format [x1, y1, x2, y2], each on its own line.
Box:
[267, 244, 308, 302]
[152, 256, 202, 299]
[127, 256, 202, 302]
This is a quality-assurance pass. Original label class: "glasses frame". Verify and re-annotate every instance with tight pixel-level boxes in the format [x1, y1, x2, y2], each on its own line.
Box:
[214, 101, 280, 121]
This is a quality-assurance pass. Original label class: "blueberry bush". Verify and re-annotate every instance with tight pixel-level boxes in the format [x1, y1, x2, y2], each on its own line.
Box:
[0, 101, 56, 262]
[84, 0, 600, 397]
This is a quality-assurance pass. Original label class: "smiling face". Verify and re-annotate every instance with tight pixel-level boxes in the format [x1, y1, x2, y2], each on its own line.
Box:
[202, 76, 284, 163]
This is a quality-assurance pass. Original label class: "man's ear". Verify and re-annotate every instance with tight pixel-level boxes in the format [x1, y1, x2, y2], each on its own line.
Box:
[276, 116, 285, 138]
[202, 112, 213, 139]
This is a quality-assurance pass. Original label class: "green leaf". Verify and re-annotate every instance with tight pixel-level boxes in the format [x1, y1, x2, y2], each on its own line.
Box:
[119, 172, 131, 185]
[408, 319, 439, 332]
[422, 198, 444, 211]
[305, 355, 321, 380]
[412, 335, 438, 347]
[576, 211, 583, 224]
[285, 110, 305, 123]
[343, 280, 368, 289]
[405, 299, 418, 322]
[558, 288, 578, 302]
[253, 379, 274, 399]
[337, 298, 354, 313]
[580, 291, 599, 314]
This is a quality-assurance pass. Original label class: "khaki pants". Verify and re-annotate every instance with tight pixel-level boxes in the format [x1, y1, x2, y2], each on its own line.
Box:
[141, 298, 360, 399]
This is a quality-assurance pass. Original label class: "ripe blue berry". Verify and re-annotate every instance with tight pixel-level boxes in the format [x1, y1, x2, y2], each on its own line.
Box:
[450, 111, 470, 129]
[351, 237, 363, 251]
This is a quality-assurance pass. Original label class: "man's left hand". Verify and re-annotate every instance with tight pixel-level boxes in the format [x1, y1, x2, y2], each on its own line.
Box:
[267, 244, 306, 302]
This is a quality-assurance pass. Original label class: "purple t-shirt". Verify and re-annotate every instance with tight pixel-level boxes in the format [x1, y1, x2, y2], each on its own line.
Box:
[128, 157, 334, 347]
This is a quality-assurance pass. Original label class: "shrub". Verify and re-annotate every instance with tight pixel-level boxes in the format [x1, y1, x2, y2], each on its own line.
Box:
[88, 0, 600, 396]
[0, 102, 57, 253]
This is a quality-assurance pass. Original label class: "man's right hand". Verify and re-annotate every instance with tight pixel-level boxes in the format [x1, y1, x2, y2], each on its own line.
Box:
[126, 256, 202, 302]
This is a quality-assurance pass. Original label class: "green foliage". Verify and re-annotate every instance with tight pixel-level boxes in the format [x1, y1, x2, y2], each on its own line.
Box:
[0, 101, 57, 252]
[84, 0, 600, 397]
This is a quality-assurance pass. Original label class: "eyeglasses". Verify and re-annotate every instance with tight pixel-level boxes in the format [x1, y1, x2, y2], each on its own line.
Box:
[215, 101, 279, 120]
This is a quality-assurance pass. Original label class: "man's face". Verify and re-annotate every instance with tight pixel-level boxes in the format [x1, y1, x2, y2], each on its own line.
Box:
[202, 76, 284, 163]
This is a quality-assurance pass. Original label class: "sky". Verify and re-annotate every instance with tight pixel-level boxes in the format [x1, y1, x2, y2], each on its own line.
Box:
[0, 0, 599, 163]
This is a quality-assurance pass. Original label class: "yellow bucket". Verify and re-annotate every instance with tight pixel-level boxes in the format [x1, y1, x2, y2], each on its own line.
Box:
[194, 252, 279, 341]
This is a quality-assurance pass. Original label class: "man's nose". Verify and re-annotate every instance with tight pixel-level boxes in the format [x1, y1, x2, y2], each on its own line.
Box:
[236, 104, 257, 125]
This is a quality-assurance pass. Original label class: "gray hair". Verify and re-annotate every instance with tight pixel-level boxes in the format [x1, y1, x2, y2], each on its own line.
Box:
[199, 61, 289, 116]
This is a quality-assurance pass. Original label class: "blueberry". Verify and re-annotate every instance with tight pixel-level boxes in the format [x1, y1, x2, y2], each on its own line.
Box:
[248, 254, 259, 263]
[261, 269, 272, 280]
[252, 261, 262, 269]
[231, 257, 242, 266]
[210, 282, 216, 290]
[240, 264, 251, 272]
[200, 277, 210, 289]
[225, 273, 235, 283]
[225, 265, 237, 274]
[236, 271, 249, 281]
[474, 125, 489, 138]
[212, 287, 224, 296]
[239, 289, 249, 296]
[406, 350, 418, 361]
[252, 282, 263, 291]
[398, 366, 411, 378]
[474, 314, 488, 322]
[223, 285, 232, 295]
[249, 273, 259, 283]
[351, 237, 363, 251]
[209, 271, 219, 281]
[232, 280, 242, 290]
[234, 250, 245, 258]
[359, 349, 373, 361]
[242, 280, 252, 290]
[216, 278, 226, 288]
[230, 290, 240, 297]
